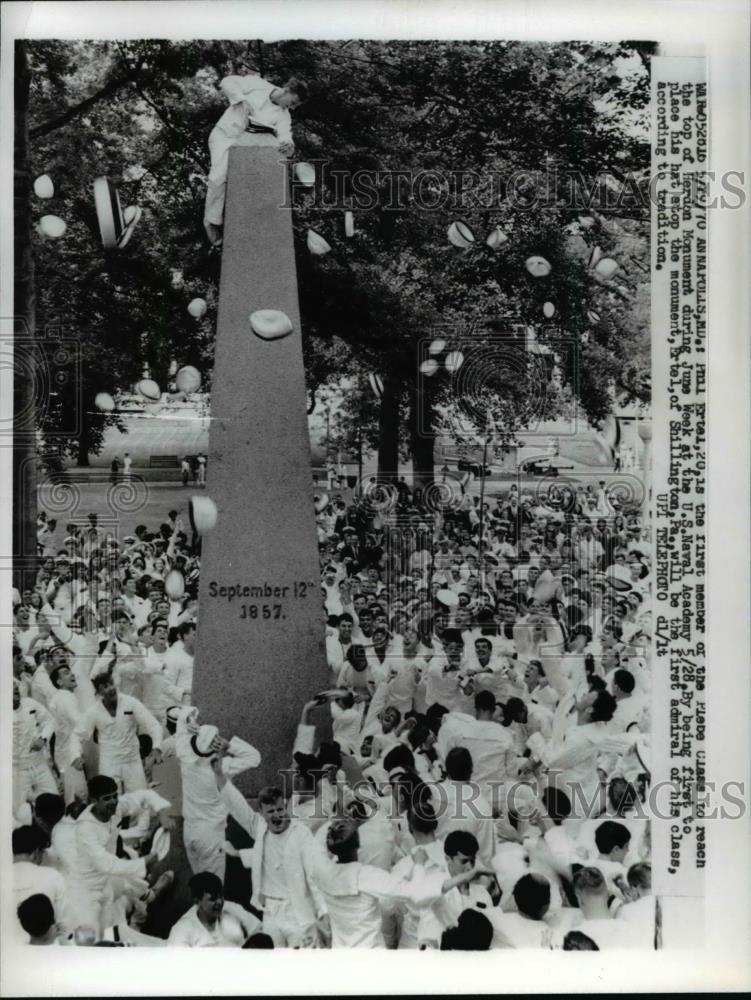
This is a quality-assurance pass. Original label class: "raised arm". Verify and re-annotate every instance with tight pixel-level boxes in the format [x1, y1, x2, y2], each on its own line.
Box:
[214, 764, 261, 840]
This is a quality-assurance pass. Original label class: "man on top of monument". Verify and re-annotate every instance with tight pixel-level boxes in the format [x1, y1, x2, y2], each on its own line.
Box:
[203, 72, 309, 246]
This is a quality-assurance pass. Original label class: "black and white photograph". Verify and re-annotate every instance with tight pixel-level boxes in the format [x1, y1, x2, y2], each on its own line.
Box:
[1, 1, 749, 995]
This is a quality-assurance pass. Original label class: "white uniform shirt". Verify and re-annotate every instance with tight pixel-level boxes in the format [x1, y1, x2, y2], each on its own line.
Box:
[13, 697, 54, 766]
[168, 901, 260, 946]
[72, 790, 169, 897]
[13, 860, 69, 941]
[164, 641, 194, 699]
[215, 75, 292, 144]
[75, 693, 162, 765]
[436, 713, 514, 792]
[142, 645, 184, 718]
[309, 856, 444, 948]
[48, 688, 83, 766]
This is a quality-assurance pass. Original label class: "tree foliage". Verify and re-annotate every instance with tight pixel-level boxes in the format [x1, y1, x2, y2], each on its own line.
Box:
[24, 38, 652, 474]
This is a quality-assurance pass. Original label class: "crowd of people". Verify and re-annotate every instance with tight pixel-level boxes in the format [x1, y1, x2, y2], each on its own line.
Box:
[12, 474, 654, 950]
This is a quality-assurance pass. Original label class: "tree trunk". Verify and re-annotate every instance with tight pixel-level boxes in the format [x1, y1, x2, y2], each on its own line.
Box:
[377, 373, 400, 482]
[409, 380, 435, 487]
[13, 41, 38, 590]
[76, 402, 91, 466]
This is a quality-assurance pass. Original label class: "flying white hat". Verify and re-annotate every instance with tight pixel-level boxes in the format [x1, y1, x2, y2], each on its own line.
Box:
[436, 588, 459, 608]
[595, 257, 619, 279]
[486, 226, 508, 248]
[525, 255, 552, 278]
[188, 298, 207, 319]
[118, 205, 142, 249]
[420, 358, 439, 376]
[295, 162, 316, 186]
[165, 569, 185, 600]
[249, 309, 294, 341]
[588, 245, 603, 269]
[447, 220, 475, 248]
[428, 338, 446, 355]
[307, 229, 331, 256]
[95, 392, 115, 412]
[368, 373, 384, 399]
[542, 301, 555, 318]
[444, 350, 464, 373]
[38, 215, 67, 239]
[176, 365, 201, 394]
[93, 176, 141, 249]
[194, 724, 219, 756]
[190, 495, 218, 534]
[136, 379, 161, 401]
[33, 174, 54, 199]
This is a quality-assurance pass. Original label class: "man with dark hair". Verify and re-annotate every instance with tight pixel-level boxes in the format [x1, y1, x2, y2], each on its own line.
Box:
[436, 689, 515, 810]
[610, 667, 647, 733]
[70, 774, 171, 934]
[168, 871, 260, 946]
[13, 824, 70, 940]
[493, 873, 555, 948]
[326, 612, 354, 674]
[75, 673, 162, 793]
[591, 819, 633, 896]
[424, 628, 473, 714]
[431, 747, 495, 860]
[543, 690, 640, 817]
[212, 766, 327, 947]
[17, 893, 59, 945]
[411, 829, 497, 949]
[440, 908, 495, 950]
[563, 929, 599, 950]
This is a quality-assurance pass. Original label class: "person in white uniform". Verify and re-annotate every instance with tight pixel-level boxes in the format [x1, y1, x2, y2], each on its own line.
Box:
[47, 664, 87, 805]
[174, 706, 261, 879]
[13, 679, 58, 818]
[168, 872, 261, 947]
[75, 673, 163, 793]
[310, 818, 493, 948]
[203, 73, 307, 245]
[70, 774, 170, 935]
[12, 825, 70, 941]
[214, 765, 327, 947]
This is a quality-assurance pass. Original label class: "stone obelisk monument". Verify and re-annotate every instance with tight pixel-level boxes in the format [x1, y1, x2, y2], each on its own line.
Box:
[193, 146, 327, 791]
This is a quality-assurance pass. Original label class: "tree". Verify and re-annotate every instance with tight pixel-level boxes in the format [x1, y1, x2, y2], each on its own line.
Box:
[21, 38, 652, 492]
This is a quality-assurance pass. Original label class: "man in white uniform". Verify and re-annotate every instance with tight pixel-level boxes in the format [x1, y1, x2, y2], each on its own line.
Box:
[174, 706, 260, 878]
[12, 825, 70, 941]
[71, 774, 171, 934]
[310, 819, 491, 948]
[75, 673, 163, 792]
[13, 679, 58, 819]
[48, 664, 87, 805]
[214, 766, 327, 947]
[168, 872, 260, 946]
[436, 690, 516, 810]
[203, 73, 307, 245]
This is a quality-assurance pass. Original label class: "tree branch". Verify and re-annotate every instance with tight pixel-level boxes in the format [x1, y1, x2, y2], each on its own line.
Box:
[29, 66, 143, 138]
